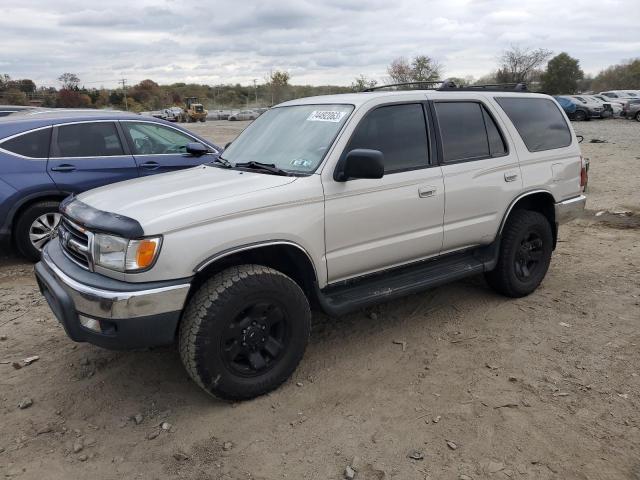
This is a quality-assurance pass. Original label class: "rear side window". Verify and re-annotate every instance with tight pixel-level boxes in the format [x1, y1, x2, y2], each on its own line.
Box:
[54, 122, 125, 158]
[496, 97, 571, 152]
[0, 127, 51, 158]
[348, 103, 429, 173]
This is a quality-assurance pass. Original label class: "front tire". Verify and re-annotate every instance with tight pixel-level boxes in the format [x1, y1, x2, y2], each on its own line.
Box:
[179, 265, 311, 401]
[15, 201, 61, 261]
[635, 112, 640, 122]
[485, 210, 553, 298]
[574, 110, 587, 121]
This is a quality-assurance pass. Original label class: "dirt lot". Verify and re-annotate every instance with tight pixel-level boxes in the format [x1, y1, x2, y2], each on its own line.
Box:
[1, 119, 639, 480]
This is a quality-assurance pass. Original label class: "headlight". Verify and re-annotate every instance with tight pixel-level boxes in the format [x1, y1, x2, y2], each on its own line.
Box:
[93, 234, 161, 272]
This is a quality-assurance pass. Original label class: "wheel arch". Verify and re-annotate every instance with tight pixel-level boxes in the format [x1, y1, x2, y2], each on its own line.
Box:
[189, 241, 320, 307]
[8, 191, 70, 240]
[498, 190, 558, 249]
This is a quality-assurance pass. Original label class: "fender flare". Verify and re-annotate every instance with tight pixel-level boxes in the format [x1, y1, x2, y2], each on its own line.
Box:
[194, 240, 319, 281]
[496, 189, 556, 237]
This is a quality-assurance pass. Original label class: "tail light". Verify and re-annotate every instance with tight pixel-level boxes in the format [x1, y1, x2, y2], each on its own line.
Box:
[580, 156, 588, 189]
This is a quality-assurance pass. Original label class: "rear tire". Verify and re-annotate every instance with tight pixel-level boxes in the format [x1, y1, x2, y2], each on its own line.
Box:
[485, 210, 553, 298]
[14, 201, 61, 262]
[179, 265, 311, 401]
[635, 112, 640, 122]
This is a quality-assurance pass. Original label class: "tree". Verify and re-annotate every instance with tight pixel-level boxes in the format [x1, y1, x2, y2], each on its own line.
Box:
[3, 89, 28, 105]
[411, 55, 442, 82]
[351, 75, 377, 92]
[16, 79, 36, 93]
[387, 55, 443, 85]
[591, 58, 640, 91]
[56, 89, 90, 108]
[540, 53, 584, 94]
[266, 70, 290, 104]
[58, 72, 80, 90]
[497, 46, 553, 83]
[387, 57, 413, 83]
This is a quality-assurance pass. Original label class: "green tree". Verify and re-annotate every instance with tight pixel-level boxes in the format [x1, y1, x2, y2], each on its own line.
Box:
[266, 70, 291, 104]
[540, 53, 584, 94]
[411, 55, 442, 82]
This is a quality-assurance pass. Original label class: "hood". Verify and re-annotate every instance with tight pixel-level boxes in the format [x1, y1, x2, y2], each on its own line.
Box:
[78, 165, 297, 234]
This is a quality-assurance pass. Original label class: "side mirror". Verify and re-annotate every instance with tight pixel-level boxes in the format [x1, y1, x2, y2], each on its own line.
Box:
[186, 142, 209, 156]
[335, 149, 385, 182]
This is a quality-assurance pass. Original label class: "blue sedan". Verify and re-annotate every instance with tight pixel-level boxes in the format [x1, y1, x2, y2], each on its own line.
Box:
[0, 110, 221, 260]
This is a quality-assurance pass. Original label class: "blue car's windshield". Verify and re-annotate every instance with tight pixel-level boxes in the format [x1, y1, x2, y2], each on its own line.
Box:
[221, 104, 354, 174]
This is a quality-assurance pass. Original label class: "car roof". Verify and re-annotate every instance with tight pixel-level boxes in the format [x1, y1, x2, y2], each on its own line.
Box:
[278, 90, 552, 108]
[0, 109, 170, 138]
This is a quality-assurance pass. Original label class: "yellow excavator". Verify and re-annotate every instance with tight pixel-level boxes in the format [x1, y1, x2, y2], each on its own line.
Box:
[180, 97, 208, 123]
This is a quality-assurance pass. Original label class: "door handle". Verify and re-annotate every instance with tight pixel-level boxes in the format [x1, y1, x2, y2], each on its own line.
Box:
[504, 172, 518, 182]
[50, 164, 76, 172]
[418, 186, 437, 198]
[140, 161, 160, 170]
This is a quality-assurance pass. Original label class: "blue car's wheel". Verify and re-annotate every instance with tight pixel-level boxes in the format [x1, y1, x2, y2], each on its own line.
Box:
[15, 201, 61, 261]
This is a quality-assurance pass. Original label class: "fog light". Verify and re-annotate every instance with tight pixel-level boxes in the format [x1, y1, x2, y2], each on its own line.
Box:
[79, 315, 101, 333]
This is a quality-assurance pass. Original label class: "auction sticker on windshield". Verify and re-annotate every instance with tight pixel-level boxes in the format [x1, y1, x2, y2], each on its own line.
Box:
[307, 110, 347, 122]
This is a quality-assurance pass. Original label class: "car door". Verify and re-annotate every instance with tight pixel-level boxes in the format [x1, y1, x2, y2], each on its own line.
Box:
[47, 121, 139, 193]
[323, 102, 445, 283]
[120, 120, 217, 175]
[433, 99, 522, 253]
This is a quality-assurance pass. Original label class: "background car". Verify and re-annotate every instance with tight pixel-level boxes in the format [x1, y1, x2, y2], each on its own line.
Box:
[554, 95, 577, 115]
[624, 100, 640, 120]
[228, 110, 259, 121]
[570, 95, 608, 118]
[163, 106, 184, 122]
[0, 110, 221, 260]
[592, 94, 624, 115]
[599, 90, 639, 101]
[555, 96, 591, 121]
[0, 105, 40, 117]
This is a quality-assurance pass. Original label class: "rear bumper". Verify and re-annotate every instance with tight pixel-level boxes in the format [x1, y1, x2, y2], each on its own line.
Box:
[555, 195, 586, 224]
[35, 242, 191, 350]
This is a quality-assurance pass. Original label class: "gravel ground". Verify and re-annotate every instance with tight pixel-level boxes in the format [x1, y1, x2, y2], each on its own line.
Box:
[0, 117, 639, 480]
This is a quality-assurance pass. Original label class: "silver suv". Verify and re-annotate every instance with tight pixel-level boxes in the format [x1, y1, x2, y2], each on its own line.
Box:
[35, 83, 587, 400]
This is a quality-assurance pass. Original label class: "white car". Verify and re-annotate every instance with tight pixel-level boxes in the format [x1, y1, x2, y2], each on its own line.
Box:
[228, 110, 259, 121]
[592, 95, 624, 115]
[599, 90, 639, 102]
[36, 85, 586, 401]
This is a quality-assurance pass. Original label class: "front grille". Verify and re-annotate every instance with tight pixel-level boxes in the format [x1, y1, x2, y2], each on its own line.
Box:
[59, 217, 92, 270]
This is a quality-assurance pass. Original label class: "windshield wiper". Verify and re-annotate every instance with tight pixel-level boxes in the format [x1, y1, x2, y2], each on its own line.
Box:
[210, 156, 232, 168]
[234, 161, 291, 176]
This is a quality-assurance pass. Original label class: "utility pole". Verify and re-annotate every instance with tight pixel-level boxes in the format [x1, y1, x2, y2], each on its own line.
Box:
[120, 79, 128, 111]
[253, 79, 257, 106]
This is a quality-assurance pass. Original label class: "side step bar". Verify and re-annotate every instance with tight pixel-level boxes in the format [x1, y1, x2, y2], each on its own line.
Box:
[316, 245, 498, 316]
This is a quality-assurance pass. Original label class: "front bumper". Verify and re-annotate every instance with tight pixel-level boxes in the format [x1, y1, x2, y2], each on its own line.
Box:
[35, 240, 191, 350]
[555, 195, 586, 224]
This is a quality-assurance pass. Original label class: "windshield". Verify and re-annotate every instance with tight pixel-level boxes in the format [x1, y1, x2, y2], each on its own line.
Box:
[221, 104, 354, 174]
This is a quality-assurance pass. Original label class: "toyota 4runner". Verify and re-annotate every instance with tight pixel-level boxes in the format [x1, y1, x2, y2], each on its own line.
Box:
[35, 84, 587, 400]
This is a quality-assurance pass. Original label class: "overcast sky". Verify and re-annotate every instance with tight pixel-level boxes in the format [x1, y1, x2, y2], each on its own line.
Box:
[2, 0, 639, 88]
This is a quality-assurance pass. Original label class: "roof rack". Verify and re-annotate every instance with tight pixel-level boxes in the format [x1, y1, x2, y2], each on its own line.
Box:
[361, 79, 529, 93]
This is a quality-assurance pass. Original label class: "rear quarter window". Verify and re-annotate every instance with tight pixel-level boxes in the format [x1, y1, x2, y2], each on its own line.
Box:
[0, 127, 52, 158]
[495, 97, 572, 152]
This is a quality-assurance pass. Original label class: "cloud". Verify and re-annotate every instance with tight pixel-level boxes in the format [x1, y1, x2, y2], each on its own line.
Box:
[0, 0, 638, 87]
